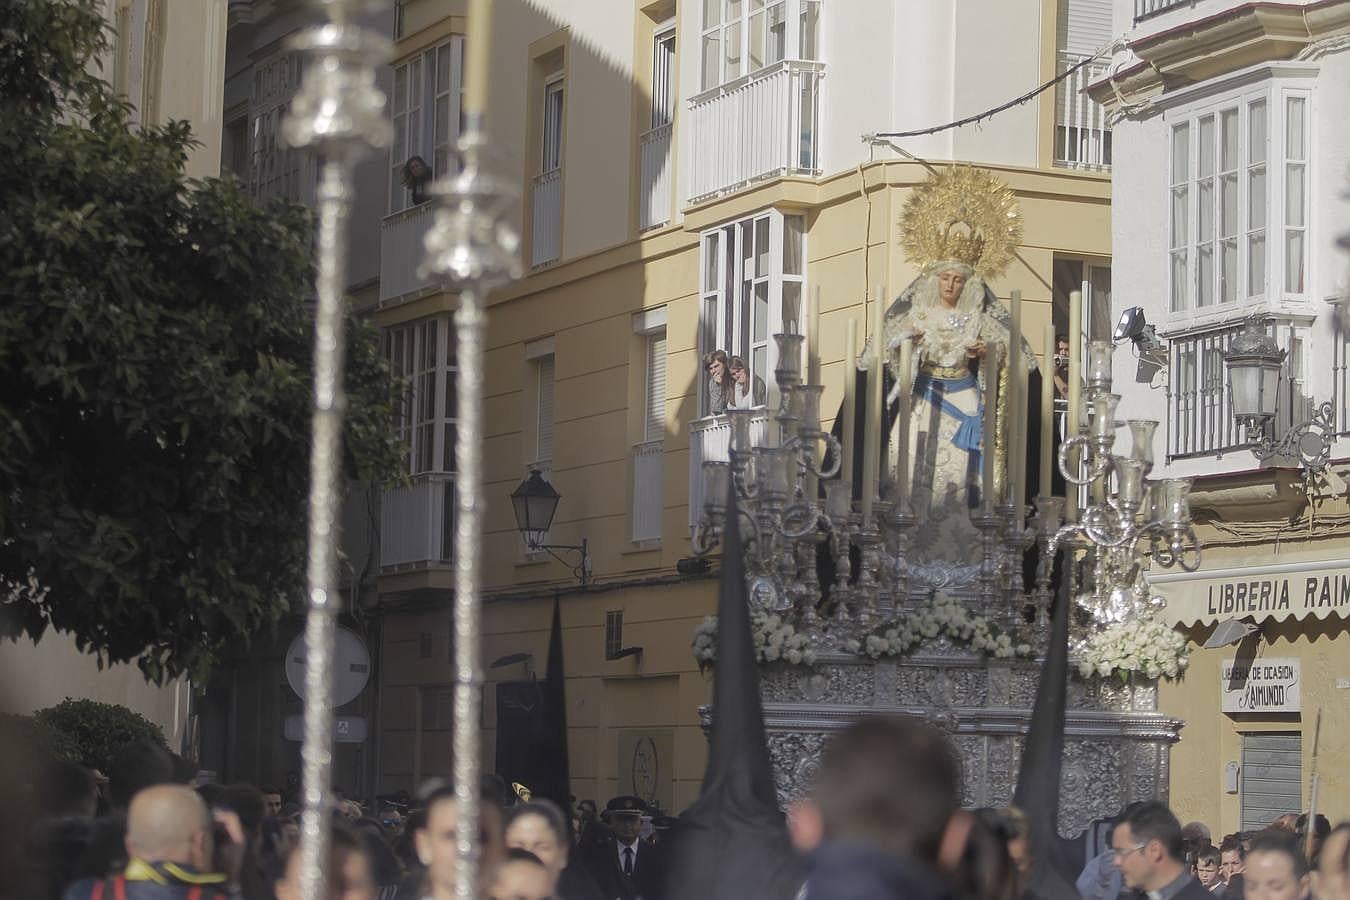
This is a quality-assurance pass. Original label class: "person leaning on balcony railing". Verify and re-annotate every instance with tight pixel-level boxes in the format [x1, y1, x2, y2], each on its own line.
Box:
[704, 350, 732, 415]
[402, 155, 431, 206]
[727, 355, 766, 410]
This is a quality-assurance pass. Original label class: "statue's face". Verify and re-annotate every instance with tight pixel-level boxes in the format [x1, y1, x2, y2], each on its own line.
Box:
[937, 269, 967, 306]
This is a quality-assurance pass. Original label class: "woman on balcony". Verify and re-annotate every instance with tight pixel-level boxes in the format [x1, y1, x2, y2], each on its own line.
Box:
[727, 355, 766, 409]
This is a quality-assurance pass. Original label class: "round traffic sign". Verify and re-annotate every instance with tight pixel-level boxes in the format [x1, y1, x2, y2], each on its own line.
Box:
[285, 626, 372, 707]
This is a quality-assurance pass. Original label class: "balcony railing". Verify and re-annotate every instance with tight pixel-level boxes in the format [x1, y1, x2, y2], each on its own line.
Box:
[688, 60, 823, 203]
[688, 410, 771, 527]
[631, 440, 664, 542]
[1135, 0, 1193, 22]
[1336, 311, 1350, 436]
[531, 167, 562, 267]
[380, 474, 454, 570]
[1054, 51, 1112, 171]
[639, 123, 673, 230]
[1167, 321, 1310, 461]
[379, 202, 437, 305]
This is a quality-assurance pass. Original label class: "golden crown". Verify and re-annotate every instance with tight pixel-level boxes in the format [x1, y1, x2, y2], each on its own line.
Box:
[900, 166, 1022, 280]
[935, 221, 986, 270]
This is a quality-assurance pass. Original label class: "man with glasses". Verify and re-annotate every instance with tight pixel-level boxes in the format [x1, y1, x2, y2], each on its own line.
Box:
[1111, 803, 1213, 900]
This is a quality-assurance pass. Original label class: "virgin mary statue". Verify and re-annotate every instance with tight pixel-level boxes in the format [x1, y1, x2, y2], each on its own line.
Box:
[860, 167, 1038, 577]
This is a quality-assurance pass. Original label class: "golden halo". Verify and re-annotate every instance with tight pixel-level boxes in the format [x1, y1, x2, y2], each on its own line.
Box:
[899, 166, 1023, 281]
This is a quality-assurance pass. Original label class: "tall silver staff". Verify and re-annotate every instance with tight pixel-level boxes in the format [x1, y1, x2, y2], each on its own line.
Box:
[282, 4, 391, 899]
[421, 1, 521, 896]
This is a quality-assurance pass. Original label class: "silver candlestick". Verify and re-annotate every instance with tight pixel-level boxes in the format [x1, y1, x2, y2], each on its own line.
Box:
[420, 120, 522, 899]
[283, 6, 391, 900]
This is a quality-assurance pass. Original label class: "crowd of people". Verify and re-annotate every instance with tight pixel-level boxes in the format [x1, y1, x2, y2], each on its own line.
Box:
[11, 717, 1350, 900]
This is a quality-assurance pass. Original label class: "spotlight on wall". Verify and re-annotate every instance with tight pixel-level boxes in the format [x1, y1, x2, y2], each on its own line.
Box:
[1115, 306, 1168, 382]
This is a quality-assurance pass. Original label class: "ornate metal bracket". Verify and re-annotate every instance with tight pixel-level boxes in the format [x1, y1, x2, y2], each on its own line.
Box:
[1243, 400, 1336, 473]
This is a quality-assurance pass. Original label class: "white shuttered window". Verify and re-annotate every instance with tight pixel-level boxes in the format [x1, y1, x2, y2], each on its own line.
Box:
[535, 353, 556, 464]
[632, 324, 667, 542]
[645, 333, 667, 442]
[1056, 0, 1111, 55]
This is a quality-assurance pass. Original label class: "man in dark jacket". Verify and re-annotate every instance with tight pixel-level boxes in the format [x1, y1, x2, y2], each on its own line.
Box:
[787, 715, 968, 900]
[63, 784, 231, 900]
[1110, 802, 1215, 900]
[582, 796, 663, 900]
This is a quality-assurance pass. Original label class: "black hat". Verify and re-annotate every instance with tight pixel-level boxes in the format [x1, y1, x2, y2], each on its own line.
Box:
[652, 815, 679, 830]
[602, 796, 647, 818]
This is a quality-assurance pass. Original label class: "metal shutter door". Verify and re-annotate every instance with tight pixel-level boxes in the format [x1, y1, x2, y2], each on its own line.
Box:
[1240, 732, 1302, 831]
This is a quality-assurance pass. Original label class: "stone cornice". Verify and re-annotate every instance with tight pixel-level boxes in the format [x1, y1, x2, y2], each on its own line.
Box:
[1088, 0, 1350, 115]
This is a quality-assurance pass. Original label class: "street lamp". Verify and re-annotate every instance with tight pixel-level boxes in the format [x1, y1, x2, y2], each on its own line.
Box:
[1222, 317, 1335, 473]
[510, 470, 591, 585]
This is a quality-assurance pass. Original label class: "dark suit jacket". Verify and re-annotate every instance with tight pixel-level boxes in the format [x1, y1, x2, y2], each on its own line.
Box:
[582, 836, 664, 900]
[1123, 874, 1218, 900]
[802, 841, 950, 900]
[1175, 875, 1221, 900]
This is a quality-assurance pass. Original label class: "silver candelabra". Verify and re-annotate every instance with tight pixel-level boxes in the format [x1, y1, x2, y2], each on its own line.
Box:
[692, 332, 840, 616]
[1049, 339, 1201, 624]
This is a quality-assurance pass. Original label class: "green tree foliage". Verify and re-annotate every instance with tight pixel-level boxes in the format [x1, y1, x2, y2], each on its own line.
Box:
[0, 711, 83, 766]
[32, 698, 167, 772]
[0, 0, 405, 682]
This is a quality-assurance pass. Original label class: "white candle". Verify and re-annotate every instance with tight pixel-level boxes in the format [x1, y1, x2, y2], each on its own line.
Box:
[982, 342, 1001, 513]
[1009, 290, 1023, 509]
[895, 336, 914, 512]
[1066, 290, 1083, 522]
[1040, 320, 1055, 496]
[861, 287, 885, 519]
[465, 0, 494, 118]
[842, 318, 857, 487]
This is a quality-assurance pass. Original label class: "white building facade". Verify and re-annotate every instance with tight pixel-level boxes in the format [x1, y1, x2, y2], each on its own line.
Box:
[1092, 0, 1350, 833]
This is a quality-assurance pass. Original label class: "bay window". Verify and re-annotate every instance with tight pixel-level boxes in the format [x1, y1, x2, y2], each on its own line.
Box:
[1166, 79, 1310, 317]
[388, 318, 458, 476]
[700, 0, 822, 91]
[382, 317, 458, 567]
[699, 210, 806, 415]
[390, 37, 465, 213]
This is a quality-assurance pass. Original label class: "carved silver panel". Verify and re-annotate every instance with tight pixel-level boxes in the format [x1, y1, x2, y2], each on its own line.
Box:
[744, 652, 1183, 838]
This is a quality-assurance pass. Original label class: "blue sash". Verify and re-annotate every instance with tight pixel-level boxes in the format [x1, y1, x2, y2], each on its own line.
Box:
[913, 373, 983, 460]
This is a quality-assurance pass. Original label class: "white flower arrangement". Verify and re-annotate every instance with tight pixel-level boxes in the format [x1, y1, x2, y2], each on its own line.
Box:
[1075, 615, 1190, 682]
[690, 612, 818, 670]
[843, 592, 1034, 661]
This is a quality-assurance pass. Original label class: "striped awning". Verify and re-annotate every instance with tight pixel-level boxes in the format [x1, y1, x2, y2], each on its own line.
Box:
[1147, 556, 1350, 626]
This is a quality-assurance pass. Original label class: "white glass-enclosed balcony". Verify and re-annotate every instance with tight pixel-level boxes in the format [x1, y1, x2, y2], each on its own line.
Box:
[689, 0, 823, 202]
[379, 202, 437, 305]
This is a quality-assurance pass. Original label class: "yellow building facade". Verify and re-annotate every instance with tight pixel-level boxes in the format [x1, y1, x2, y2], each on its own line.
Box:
[368, 0, 1116, 810]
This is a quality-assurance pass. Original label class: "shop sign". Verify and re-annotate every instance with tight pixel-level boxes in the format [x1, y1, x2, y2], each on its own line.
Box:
[1220, 658, 1301, 713]
[1150, 558, 1350, 626]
